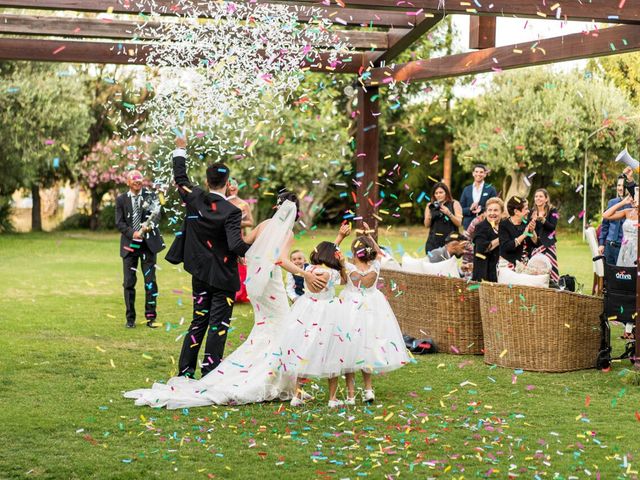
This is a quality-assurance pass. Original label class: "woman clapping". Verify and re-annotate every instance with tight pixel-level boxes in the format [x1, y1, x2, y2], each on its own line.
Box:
[498, 196, 538, 269]
[529, 188, 559, 283]
[472, 197, 505, 282]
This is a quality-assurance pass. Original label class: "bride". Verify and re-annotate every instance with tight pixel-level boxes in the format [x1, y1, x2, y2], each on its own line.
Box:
[603, 193, 638, 268]
[124, 192, 324, 408]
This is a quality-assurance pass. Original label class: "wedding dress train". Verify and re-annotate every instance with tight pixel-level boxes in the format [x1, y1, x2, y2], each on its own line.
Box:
[124, 201, 297, 408]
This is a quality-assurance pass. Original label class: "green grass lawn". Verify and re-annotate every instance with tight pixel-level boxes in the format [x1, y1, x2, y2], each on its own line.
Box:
[0, 229, 638, 479]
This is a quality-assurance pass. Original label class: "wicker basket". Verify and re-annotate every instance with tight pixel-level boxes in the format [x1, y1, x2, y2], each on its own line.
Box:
[479, 282, 603, 372]
[379, 269, 483, 355]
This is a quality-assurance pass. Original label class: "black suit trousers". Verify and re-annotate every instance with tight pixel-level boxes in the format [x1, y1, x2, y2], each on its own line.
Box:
[178, 277, 235, 378]
[122, 243, 158, 323]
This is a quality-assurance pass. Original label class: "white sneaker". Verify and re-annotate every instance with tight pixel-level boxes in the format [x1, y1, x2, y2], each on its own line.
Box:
[327, 399, 344, 408]
[290, 396, 305, 407]
[363, 389, 375, 403]
[345, 397, 356, 406]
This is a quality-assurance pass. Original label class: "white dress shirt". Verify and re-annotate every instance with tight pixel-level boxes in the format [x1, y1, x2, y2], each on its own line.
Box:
[472, 182, 484, 205]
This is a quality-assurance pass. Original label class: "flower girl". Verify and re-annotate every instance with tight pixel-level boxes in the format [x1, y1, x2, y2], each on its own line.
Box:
[279, 225, 351, 408]
[336, 222, 410, 403]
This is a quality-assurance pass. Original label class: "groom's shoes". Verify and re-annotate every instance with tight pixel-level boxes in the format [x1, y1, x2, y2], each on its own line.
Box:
[125, 321, 136, 328]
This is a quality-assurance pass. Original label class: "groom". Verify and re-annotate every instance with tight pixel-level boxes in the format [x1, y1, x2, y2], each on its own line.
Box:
[171, 137, 251, 378]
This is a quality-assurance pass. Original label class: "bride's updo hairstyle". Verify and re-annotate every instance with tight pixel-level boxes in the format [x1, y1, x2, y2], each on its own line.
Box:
[310, 241, 343, 272]
[276, 190, 300, 217]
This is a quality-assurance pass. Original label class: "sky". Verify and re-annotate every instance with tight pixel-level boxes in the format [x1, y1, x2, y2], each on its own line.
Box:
[450, 15, 596, 96]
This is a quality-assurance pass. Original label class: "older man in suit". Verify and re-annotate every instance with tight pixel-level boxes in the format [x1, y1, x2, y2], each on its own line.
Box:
[115, 170, 165, 328]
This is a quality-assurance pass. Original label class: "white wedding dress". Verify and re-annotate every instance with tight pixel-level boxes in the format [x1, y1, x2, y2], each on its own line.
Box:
[124, 201, 298, 409]
[616, 218, 637, 267]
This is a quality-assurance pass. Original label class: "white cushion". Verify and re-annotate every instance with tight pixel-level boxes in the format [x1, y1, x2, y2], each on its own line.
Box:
[421, 256, 460, 278]
[498, 268, 550, 288]
[380, 254, 402, 271]
[401, 254, 425, 274]
[585, 227, 604, 277]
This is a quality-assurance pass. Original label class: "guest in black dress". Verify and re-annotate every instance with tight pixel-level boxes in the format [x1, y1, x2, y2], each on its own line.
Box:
[424, 182, 463, 254]
[529, 188, 559, 283]
[498, 196, 538, 268]
[472, 197, 504, 282]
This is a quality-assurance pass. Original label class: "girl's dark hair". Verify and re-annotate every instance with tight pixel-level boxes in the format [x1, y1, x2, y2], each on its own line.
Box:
[506, 196, 527, 216]
[310, 241, 343, 272]
[351, 236, 377, 263]
[276, 190, 300, 216]
[432, 182, 453, 203]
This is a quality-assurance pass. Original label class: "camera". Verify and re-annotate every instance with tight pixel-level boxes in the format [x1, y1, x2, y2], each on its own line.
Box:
[429, 201, 441, 210]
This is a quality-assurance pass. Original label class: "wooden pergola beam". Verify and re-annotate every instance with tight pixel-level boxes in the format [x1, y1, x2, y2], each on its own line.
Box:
[366, 25, 640, 85]
[0, 14, 390, 49]
[374, 15, 442, 66]
[0, 37, 376, 72]
[0, 0, 418, 28]
[258, 0, 640, 25]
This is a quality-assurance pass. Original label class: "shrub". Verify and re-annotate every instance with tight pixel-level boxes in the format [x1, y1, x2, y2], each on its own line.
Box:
[0, 196, 14, 233]
[97, 204, 117, 231]
[58, 213, 91, 230]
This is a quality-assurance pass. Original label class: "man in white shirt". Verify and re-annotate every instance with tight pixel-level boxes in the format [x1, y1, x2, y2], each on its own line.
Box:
[459, 164, 498, 230]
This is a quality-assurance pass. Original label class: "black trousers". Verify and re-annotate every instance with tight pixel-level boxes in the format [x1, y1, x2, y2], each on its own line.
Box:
[178, 277, 235, 378]
[122, 244, 158, 323]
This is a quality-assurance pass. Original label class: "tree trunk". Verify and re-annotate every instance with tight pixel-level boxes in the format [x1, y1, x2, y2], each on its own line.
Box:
[31, 184, 42, 232]
[443, 139, 453, 188]
[600, 182, 606, 214]
[42, 185, 59, 219]
[89, 189, 101, 231]
[62, 181, 80, 220]
[503, 170, 531, 202]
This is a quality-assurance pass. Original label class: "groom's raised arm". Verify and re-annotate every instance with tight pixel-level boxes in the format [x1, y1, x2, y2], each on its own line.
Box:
[172, 148, 192, 189]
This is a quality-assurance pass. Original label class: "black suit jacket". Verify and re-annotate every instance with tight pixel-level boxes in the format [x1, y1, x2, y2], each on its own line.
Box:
[170, 152, 250, 291]
[472, 219, 499, 282]
[115, 189, 165, 258]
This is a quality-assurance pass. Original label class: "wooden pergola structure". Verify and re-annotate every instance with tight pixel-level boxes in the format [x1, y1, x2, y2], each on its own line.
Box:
[1, 0, 639, 363]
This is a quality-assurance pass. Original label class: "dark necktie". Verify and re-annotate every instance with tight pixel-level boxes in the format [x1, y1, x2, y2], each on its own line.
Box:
[132, 195, 142, 232]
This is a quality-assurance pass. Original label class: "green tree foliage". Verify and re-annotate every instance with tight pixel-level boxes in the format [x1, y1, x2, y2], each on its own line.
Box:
[80, 65, 153, 158]
[454, 68, 639, 223]
[233, 76, 353, 225]
[592, 52, 640, 106]
[0, 62, 93, 231]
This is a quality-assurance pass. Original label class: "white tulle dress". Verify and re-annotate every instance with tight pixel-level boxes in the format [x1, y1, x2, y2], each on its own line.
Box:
[277, 266, 344, 379]
[123, 201, 298, 409]
[334, 260, 410, 374]
[616, 218, 638, 267]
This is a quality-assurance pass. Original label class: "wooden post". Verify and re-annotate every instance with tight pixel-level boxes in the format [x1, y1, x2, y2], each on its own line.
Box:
[355, 85, 380, 239]
[443, 139, 453, 188]
[469, 16, 496, 50]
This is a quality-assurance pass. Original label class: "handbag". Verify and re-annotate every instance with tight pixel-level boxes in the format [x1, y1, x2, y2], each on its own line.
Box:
[403, 334, 437, 354]
[165, 222, 186, 265]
